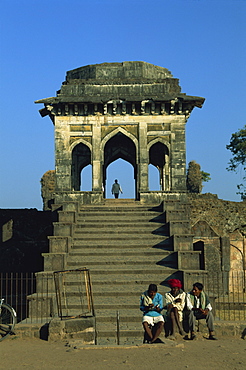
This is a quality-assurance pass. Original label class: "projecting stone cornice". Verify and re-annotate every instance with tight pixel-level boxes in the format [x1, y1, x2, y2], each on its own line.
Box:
[35, 94, 204, 105]
[35, 62, 205, 119]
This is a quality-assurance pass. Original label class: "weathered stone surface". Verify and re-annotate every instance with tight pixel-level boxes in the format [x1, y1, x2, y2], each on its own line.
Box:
[36, 62, 204, 106]
[189, 194, 246, 236]
[41, 170, 55, 211]
[48, 317, 95, 343]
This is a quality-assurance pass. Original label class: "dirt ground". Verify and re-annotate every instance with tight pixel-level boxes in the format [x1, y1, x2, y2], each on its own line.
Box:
[0, 335, 245, 370]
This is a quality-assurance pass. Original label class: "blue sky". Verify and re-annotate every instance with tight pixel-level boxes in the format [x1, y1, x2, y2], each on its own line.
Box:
[0, 0, 245, 209]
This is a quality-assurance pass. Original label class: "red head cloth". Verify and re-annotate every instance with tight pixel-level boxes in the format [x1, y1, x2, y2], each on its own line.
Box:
[168, 279, 182, 289]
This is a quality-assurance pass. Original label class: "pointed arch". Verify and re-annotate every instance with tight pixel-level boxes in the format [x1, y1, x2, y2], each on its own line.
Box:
[101, 127, 138, 162]
[147, 137, 170, 152]
[101, 127, 138, 199]
[148, 139, 170, 191]
[70, 138, 92, 153]
[71, 141, 92, 191]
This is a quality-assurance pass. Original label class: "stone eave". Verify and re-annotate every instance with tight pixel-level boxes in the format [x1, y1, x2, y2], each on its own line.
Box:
[35, 94, 204, 107]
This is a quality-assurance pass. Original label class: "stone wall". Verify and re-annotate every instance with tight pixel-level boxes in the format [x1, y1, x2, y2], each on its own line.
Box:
[0, 209, 53, 272]
[189, 193, 246, 236]
[189, 193, 246, 285]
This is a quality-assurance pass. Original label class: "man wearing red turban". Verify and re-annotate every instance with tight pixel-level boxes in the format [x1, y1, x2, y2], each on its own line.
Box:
[164, 279, 186, 340]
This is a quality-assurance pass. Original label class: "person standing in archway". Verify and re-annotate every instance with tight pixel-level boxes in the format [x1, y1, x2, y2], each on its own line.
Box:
[111, 179, 123, 198]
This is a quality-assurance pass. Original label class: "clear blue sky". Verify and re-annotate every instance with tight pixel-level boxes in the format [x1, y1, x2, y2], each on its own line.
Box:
[0, 0, 245, 209]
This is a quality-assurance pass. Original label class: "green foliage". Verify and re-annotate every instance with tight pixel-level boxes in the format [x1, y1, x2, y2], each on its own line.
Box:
[201, 171, 211, 183]
[226, 125, 246, 199]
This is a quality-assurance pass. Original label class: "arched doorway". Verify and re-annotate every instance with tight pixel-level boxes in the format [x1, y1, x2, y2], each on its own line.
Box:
[103, 132, 137, 199]
[148, 164, 160, 191]
[149, 142, 170, 191]
[71, 143, 91, 191]
[106, 159, 134, 198]
[80, 164, 92, 191]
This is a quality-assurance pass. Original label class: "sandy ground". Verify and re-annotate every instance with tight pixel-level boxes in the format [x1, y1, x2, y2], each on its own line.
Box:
[0, 336, 245, 370]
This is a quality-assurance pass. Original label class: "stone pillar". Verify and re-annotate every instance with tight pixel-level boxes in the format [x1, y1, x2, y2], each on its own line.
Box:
[164, 153, 170, 191]
[170, 118, 186, 191]
[55, 117, 71, 191]
[138, 122, 148, 193]
[92, 118, 102, 192]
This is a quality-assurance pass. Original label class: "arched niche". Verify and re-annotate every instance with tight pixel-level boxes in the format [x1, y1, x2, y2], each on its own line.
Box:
[103, 131, 137, 198]
[148, 141, 170, 191]
[193, 240, 205, 270]
[71, 142, 91, 191]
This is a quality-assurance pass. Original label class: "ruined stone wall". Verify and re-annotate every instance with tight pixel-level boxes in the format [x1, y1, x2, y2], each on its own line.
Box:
[189, 193, 246, 236]
[189, 193, 246, 285]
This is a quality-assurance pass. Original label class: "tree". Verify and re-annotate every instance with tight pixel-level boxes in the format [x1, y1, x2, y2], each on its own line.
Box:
[226, 125, 246, 199]
[201, 171, 211, 183]
[186, 161, 210, 193]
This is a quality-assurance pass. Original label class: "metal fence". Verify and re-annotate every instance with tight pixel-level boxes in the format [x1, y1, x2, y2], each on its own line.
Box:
[0, 271, 245, 323]
[200, 271, 246, 321]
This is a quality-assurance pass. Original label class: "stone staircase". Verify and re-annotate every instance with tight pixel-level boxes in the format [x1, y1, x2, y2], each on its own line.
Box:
[61, 200, 183, 344]
[36, 198, 206, 344]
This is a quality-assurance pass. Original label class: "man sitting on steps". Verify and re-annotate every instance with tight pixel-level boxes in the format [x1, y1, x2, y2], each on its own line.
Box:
[186, 282, 217, 340]
[140, 284, 164, 343]
[164, 279, 186, 340]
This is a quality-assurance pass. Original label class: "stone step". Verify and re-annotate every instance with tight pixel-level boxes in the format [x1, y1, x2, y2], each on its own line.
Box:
[68, 248, 170, 256]
[61, 303, 139, 311]
[72, 240, 169, 248]
[72, 242, 168, 249]
[96, 322, 145, 332]
[63, 268, 179, 283]
[71, 241, 172, 249]
[96, 309, 142, 320]
[67, 264, 176, 272]
[73, 229, 167, 236]
[78, 206, 162, 212]
[66, 258, 176, 268]
[60, 295, 143, 305]
[76, 214, 164, 219]
[67, 250, 171, 261]
[77, 214, 164, 221]
[74, 223, 166, 230]
[73, 234, 167, 241]
[62, 282, 169, 294]
[56, 268, 178, 284]
[59, 292, 165, 303]
[77, 209, 163, 215]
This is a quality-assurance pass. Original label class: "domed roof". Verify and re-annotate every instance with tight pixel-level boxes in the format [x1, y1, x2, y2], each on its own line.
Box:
[66, 61, 173, 81]
[36, 61, 204, 107]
